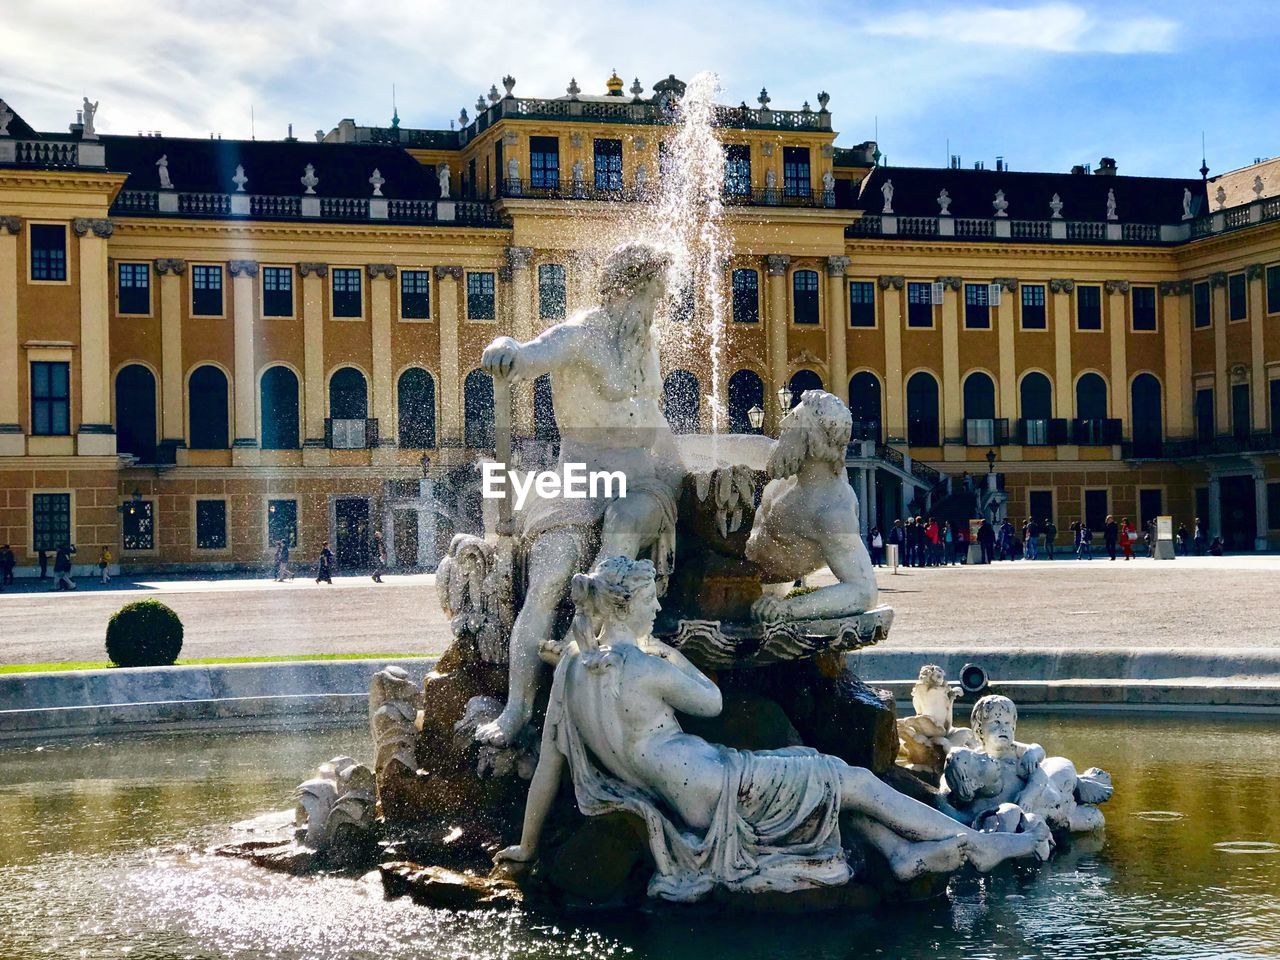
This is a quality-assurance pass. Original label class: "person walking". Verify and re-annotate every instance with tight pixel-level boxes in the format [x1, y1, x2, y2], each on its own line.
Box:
[943, 521, 955, 565]
[97, 546, 112, 584]
[1103, 515, 1119, 561]
[1176, 522, 1190, 556]
[38, 548, 49, 581]
[315, 541, 334, 585]
[869, 526, 884, 567]
[1023, 518, 1039, 561]
[1193, 517, 1208, 556]
[53, 542, 77, 590]
[1120, 517, 1136, 560]
[372, 531, 388, 583]
[997, 518, 1015, 561]
[977, 518, 995, 564]
[925, 517, 940, 566]
[0, 544, 15, 586]
[1078, 523, 1094, 560]
[887, 519, 905, 567]
[1043, 518, 1057, 560]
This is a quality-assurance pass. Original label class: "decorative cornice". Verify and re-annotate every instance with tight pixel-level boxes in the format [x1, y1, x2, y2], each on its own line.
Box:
[366, 263, 396, 279]
[1049, 278, 1075, 294]
[1209, 271, 1228, 288]
[1246, 263, 1265, 281]
[877, 275, 904, 290]
[936, 276, 962, 291]
[825, 255, 850, 277]
[506, 246, 534, 270]
[434, 265, 464, 280]
[765, 254, 790, 276]
[153, 257, 187, 275]
[228, 259, 259, 278]
[297, 261, 328, 278]
[993, 277, 1019, 292]
[1104, 279, 1130, 295]
[72, 217, 113, 238]
[0, 215, 20, 235]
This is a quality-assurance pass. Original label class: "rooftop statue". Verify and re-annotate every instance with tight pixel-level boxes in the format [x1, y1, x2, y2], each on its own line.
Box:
[881, 178, 894, 214]
[81, 97, 99, 139]
[495, 557, 1049, 901]
[156, 154, 172, 190]
[437, 163, 451, 199]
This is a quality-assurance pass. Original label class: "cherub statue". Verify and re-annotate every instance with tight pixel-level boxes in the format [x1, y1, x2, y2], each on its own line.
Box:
[746, 390, 877, 622]
[495, 557, 1048, 902]
[896, 664, 976, 775]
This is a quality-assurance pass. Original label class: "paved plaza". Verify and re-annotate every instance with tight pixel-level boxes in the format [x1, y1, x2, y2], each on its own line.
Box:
[1, 555, 1278, 667]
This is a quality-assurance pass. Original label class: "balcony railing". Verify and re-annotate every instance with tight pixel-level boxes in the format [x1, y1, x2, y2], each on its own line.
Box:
[1072, 418, 1122, 445]
[495, 178, 844, 209]
[1134, 431, 1280, 460]
[325, 417, 379, 449]
[847, 212, 1175, 245]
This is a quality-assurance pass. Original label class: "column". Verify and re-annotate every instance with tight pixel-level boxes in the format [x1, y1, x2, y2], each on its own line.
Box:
[765, 255, 790, 428]
[1160, 282, 1188, 438]
[1211, 273, 1229, 433]
[826, 256, 849, 400]
[1255, 472, 1269, 551]
[368, 264, 395, 463]
[436, 266, 464, 447]
[939, 277, 961, 441]
[994, 278, 1017, 422]
[1050, 279, 1074, 437]
[155, 259, 186, 450]
[1105, 280, 1129, 433]
[856, 467, 869, 536]
[299, 263, 327, 458]
[867, 467, 878, 528]
[417, 478, 438, 567]
[507, 247, 535, 438]
[0, 218, 21, 454]
[880, 277, 905, 442]
[1248, 264, 1267, 431]
[382, 502, 397, 567]
[228, 259, 259, 460]
[1208, 474, 1222, 539]
[74, 219, 114, 454]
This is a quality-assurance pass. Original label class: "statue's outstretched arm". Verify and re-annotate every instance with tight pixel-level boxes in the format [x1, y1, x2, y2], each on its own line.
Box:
[484, 324, 583, 384]
[771, 522, 878, 620]
[496, 720, 565, 865]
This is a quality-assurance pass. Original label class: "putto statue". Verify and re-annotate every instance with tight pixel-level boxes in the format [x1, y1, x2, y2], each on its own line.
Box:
[293, 756, 377, 852]
[746, 390, 877, 622]
[896, 664, 975, 775]
[495, 557, 1049, 902]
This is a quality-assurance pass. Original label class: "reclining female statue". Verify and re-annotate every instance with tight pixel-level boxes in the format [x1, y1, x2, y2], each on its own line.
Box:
[495, 556, 1049, 902]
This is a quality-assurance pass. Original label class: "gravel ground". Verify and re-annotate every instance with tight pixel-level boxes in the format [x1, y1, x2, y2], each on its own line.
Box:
[1, 555, 1277, 667]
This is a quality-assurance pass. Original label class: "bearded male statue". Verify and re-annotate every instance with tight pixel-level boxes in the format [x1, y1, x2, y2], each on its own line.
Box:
[745, 389, 878, 622]
[475, 241, 686, 747]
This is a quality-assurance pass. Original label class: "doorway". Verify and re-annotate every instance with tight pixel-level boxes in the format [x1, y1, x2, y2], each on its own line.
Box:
[335, 497, 371, 568]
[1218, 476, 1256, 551]
[393, 511, 419, 568]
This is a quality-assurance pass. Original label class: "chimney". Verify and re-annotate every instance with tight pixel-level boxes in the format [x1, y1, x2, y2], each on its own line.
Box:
[1095, 157, 1117, 176]
[1071, 164, 1088, 175]
[995, 156, 1004, 172]
[950, 154, 961, 169]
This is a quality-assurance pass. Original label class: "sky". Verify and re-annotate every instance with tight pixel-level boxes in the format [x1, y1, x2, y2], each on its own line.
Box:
[3, 0, 1277, 178]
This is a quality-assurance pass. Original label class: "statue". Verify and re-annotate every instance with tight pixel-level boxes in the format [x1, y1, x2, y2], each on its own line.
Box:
[1182, 186, 1193, 219]
[745, 390, 877, 622]
[301, 163, 319, 195]
[765, 168, 777, 191]
[1050, 193, 1064, 218]
[232, 164, 248, 193]
[992, 189, 1008, 217]
[0, 100, 13, 137]
[1106, 188, 1117, 220]
[1254, 174, 1265, 199]
[572, 158, 584, 185]
[635, 163, 648, 192]
[293, 755, 377, 852]
[822, 169, 835, 198]
[475, 241, 686, 746]
[937, 188, 951, 215]
[1216, 185, 1227, 210]
[896, 665, 975, 775]
[437, 163, 451, 199]
[156, 154, 172, 190]
[369, 167, 385, 197]
[435, 532, 514, 664]
[368, 666, 422, 780]
[81, 97, 99, 139]
[494, 557, 1049, 902]
[881, 178, 894, 214]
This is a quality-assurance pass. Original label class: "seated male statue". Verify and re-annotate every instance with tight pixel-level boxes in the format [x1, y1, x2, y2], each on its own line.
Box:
[495, 556, 1050, 902]
[476, 241, 685, 746]
[746, 389, 878, 622]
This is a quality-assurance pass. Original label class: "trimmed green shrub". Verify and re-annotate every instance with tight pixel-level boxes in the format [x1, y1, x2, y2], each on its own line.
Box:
[105, 599, 184, 667]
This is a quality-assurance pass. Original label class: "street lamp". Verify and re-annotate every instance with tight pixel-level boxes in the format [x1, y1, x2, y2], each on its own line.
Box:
[747, 404, 765, 432]
[420, 453, 431, 478]
[986, 448, 997, 473]
[776, 384, 793, 412]
[116, 488, 143, 516]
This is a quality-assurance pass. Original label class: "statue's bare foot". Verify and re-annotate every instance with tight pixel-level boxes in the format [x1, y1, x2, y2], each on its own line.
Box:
[968, 816, 1051, 871]
[475, 707, 524, 747]
[889, 834, 969, 881]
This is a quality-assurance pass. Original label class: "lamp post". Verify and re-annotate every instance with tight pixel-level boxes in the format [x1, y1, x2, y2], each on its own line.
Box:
[747, 404, 765, 432]
[776, 384, 793, 413]
[986, 448, 997, 474]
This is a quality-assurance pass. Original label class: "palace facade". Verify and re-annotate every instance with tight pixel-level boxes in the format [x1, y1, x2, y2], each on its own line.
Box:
[2, 72, 1279, 574]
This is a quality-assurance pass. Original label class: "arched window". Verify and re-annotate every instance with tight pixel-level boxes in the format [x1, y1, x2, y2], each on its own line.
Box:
[115, 364, 157, 461]
[1131, 373, 1163, 457]
[329, 367, 368, 420]
[533, 374, 559, 443]
[727, 369, 764, 433]
[397, 368, 436, 448]
[663, 370, 701, 434]
[906, 371, 940, 446]
[260, 366, 300, 449]
[1075, 372, 1108, 420]
[792, 270, 820, 324]
[787, 369, 824, 407]
[848, 372, 881, 441]
[464, 369, 494, 447]
[963, 372, 996, 420]
[1020, 372, 1052, 421]
[188, 365, 229, 449]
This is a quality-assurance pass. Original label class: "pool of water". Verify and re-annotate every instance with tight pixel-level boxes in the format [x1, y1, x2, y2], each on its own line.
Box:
[1, 714, 1277, 959]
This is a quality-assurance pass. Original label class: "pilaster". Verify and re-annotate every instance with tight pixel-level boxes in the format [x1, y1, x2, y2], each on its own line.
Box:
[436, 266, 464, 446]
[765, 254, 790, 427]
[1247, 264, 1267, 431]
[228, 259, 260, 464]
[368, 263, 396, 463]
[0, 217, 21, 454]
[74, 219, 115, 454]
[154, 259, 187, 447]
[825, 256, 849, 398]
[298, 262, 327, 462]
[1160, 281, 1189, 437]
[994, 278, 1018, 421]
[937, 276, 962, 440]
[1050, 279, 1074, 431]
[879, 276, 905, 441]
[1210, 272, 1229, 433]
[1105, 280, 1129, 431]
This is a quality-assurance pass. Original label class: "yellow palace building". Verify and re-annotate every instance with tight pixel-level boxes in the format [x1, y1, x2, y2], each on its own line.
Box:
[2, 72, 1280, 574]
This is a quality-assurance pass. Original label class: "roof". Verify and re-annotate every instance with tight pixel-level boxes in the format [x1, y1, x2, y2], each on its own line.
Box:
[856, 165, 1208, 223]
[0, 97, 40, 139]
[1209, 157, 1280, 207]
[99, 134, 440, 199]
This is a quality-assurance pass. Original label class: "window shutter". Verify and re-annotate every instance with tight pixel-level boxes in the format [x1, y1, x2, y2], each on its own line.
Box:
[931, 282, 944, 305]
[988, 283, 1002, 307]
[324, 417, 334, 448]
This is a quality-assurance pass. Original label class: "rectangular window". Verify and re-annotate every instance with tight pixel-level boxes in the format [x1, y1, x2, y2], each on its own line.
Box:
[1084, 488, 1109, 532]
[1028, 490, 1054, 525]
[30, 361, 70, 436]
[467, 271, 495, 320]
[1269, 483, 1280, 529]
[593, 138, 623, 192]
[1132, 286, 1157, 331]
[723, 144, 751, 196]
[267, 499, 298, 548]
[196, 500, 227, 550]
[1195, 387, 1214, 441]
[117, 262, 150, 315]
[907, 282, 934, 328]
[792, 270, 819, 324]
[732, 269, 759, 324]
[122, 500, 155, 551]
[849, 281, 876, 327]
[1020, 284, 1046, 329]
[192, 264, 224, 317]
[1268, 265, 1280, 315]
[529, 136, 560, 190]
[332, 268, 362, 318]
[30, 224, 67, 281]
[1193, 281, 1211, 328]
[1138, 488, 1163, 530]
[400, 270, 430, 319]
[1077, 285, 1102, 330]
[1229, 273, 1247, 322]
[782, 146, 810, 198]
[538, 263, 566, 320]
[1232, 382, 1251, 438]
[964, 283, 990, 329]
[263, 266, 294, 317]
[32, 493, 71, 551]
